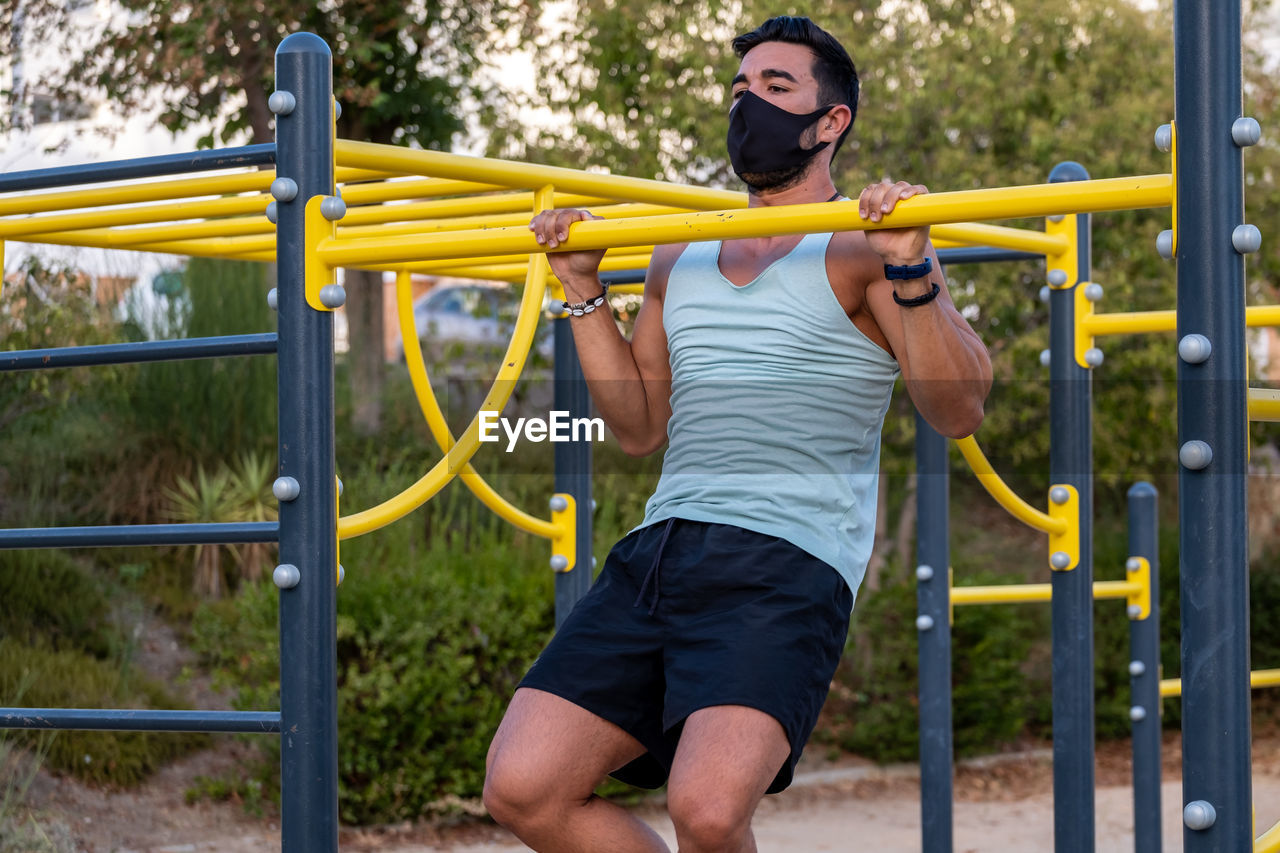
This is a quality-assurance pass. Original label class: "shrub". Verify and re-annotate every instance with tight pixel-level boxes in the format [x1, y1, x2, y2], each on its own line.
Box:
[191, 470, 556, 824]
[0, 551, 112, 658]
[0, 638, 206, 787]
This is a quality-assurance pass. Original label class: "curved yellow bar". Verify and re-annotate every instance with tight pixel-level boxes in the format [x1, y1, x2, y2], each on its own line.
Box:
[393, 270, 557, 539]
[1257, 817, 1280, 853]
[318, 175, 1174, 268]
[2, 170, 274, 217]
[337, 186, 555, 540]
[953, 436, 1066, 535]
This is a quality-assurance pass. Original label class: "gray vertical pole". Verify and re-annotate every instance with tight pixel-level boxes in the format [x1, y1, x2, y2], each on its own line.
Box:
[915, 412, 953, 853]
[1173, 2, 1253, 849]
[274, 33, 339, 853]
[553, 317, 593, 626]
[1127, 482, 1161, 853]
[1047, 161, 1094, 853]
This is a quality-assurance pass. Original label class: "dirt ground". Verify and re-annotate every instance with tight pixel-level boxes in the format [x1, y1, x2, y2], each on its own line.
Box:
[15, 731, 1280, 852]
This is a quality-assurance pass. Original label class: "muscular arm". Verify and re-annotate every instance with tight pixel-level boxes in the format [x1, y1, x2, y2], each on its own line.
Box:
[864, 242, 992, 438]
[530, 208, 676, 456]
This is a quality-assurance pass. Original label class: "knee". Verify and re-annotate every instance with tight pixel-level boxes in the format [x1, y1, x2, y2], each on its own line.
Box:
[667, 788, 751, 852]
[483, 754, 559, 833]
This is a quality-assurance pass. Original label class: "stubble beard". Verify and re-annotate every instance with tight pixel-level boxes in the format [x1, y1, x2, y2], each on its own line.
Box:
[735, 127, 826, 196]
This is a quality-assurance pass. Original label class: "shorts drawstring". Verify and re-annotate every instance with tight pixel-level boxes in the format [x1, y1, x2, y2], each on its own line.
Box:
[634, 517, 676, 616]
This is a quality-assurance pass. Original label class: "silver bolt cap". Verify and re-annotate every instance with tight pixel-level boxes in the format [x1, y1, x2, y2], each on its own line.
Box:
[270, 177, 298, 202]
[1050, 551, 1071, 570]
[1050, 486, 1070, 505]
[550, 555, 569, 572]
[1084, 347, 1105, 368]
[268, 91, 296, 115]
[1039, 285, 1051, 304]
[1178, 334, 1212, 364]
[916, 615, 935, 632]
[1047, 269, 1068, 286]
[1183, 800, 1217, 831]
[267, 288, 278, 311]
[1083, 283, 1104, 302]
[1232, 116, 1261, 147]
[272, 476, 300, 501]
[273, 563, 301, 589]
[549, 495, 569, 512]
[1154, 123, 1173, 153]
[1129, 705, 1146, 721]
[1126, 557, 1142, 572]
[319, 284, 347, 309]
[1156, 230, 1175, 260]
[916, 565, 934, 581]
[1129, 660, 1146, 676]
[320, 196, 347, 221]
[1039, 349, 1052, 368]
[265, 201, 278, 224]
[1180, 440, 1213, 470]
[1232, 224, 1262, 254]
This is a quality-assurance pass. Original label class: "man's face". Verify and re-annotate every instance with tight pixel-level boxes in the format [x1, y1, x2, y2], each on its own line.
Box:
[730, 41, 822, 116]
[729, 41, 827, 192]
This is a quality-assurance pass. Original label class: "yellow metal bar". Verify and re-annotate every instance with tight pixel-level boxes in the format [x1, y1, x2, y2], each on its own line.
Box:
[951, 579, 1140, 607]
[1, 170, 276, 217]
[340, 177, 510, 204]
[392, 248, 654, 277]
[0, 194, 271, 239]
[1161, 668, 1280, 698]
[953, 436, 1066, 535]
[400, 253, 654, 284]
[337, 186, 556, 540]
[336, 202, 694, 240]
[28, 215, 272, 249]
[338, 191, 614, 228]
[336, 139, 746, 209]
[1258, 817, 1280, 853]
[931, 222, 1068, 256]
[1086, 304, 1280, 337]
[1075, 282, 1096, 369]
[392, 270, 558, 540]
[1250, 388, 1280, 423]
[318, 174, 1174, 268]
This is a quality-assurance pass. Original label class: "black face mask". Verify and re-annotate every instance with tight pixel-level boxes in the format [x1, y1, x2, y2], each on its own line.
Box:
[726, 90, 834, 177]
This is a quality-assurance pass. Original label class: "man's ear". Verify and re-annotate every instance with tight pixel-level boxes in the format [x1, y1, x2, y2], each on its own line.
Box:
[817, 104, 853, 143]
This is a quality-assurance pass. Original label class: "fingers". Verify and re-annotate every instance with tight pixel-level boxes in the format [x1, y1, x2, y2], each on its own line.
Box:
[858, 180, 929, 222]
[528, 209, 601, 248]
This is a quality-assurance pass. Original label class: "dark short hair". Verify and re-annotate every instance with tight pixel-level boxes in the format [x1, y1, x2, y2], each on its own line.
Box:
[732, 16, 859, 155]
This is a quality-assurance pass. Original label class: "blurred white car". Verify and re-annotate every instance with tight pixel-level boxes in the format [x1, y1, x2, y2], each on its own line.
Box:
[397, 283, 553, 361]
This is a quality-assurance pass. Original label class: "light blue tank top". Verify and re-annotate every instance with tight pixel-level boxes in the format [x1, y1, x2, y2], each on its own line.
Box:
[637, 228, 901, 599]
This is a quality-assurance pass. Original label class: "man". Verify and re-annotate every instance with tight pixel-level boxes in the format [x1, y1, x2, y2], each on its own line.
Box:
[484, 15, 991, 853]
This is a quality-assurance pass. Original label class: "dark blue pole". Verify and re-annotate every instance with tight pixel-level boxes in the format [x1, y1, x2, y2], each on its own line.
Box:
[915, 413, 953, 853]
[1127, 482, 1161, 853]
[1047, 161, 1094, 853]
[1173, 2, 1253, 849]
[0, 708, 280, 733]
[273, 33, 339, 853]
[553, 316, 593, 626]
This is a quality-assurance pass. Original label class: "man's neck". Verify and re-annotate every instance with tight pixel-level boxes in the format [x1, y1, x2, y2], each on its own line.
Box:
[745, 170, 838, 208]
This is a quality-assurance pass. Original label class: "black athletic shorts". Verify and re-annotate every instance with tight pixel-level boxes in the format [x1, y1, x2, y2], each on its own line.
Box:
[517, 517, 854, 794]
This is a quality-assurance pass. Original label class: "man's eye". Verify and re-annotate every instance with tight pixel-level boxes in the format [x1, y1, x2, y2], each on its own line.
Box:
[731, 90, 744, 100]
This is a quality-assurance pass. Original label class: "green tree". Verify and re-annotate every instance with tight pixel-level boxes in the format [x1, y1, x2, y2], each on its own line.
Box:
[13, 0, 539, 435]
[509, 0, 1280, 518]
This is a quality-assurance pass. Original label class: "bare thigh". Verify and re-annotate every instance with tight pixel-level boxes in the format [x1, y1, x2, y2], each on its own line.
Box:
[667, 705, 791, 824]
[487, 687, 650, 801]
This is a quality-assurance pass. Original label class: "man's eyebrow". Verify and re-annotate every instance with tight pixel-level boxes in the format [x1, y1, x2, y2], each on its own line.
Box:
[730, 68, 800, 87]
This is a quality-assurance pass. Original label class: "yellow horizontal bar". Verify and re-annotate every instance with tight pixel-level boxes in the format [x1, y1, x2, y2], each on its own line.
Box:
[953, 436, 1066, 535]
[336, 139, 747, 209]
[1, 193, 271, 240]
[1085, 304, 1280, 337]
[319, 174, 1173, 268]
[406, 253, 653, 283]
[1160, 668, 1280, 698]
[930, 222, 1068, 256]
[337, 202, 693, 241]
[1251, 388, 1280, 423]
[2, 170, 276, 217]
[951, 580, 1140, 606]
[340, 191, 614, 228]
[340, 177, 510, 205]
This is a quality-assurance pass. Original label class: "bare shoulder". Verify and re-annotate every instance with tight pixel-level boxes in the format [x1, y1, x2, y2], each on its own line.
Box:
[644, 242, 691, 302]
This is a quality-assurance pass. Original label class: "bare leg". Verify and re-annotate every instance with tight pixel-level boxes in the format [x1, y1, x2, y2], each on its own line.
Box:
[666, 705, 791, 853]
[484, 687, 671, 853]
